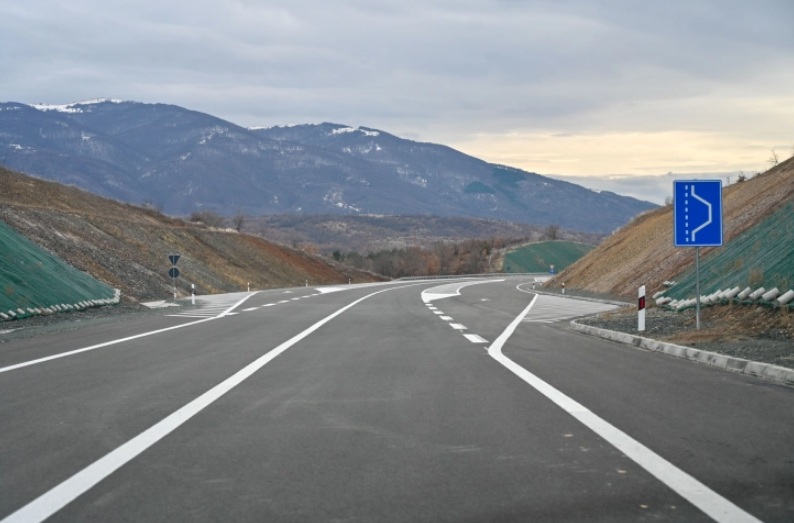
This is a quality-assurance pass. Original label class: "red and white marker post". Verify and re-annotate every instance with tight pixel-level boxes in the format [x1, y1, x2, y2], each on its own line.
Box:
[638, 285, 646, 332]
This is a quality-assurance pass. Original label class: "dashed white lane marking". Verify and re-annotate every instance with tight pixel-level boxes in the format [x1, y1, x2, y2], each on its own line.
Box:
[487, 295, 761, 523]
[463, 334, 488, 344]
[450, 323, 467, 330]
[439, 316, 453, 321]
[433, 311, 444, 315]
[242, 307, 258, 312]
[1, 284, 423, 523]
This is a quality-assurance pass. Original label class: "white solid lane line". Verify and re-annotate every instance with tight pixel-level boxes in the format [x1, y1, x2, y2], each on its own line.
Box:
[0, 284, 418, 523]
[0, 294, 259, 375]
[487, 294, 762, 523]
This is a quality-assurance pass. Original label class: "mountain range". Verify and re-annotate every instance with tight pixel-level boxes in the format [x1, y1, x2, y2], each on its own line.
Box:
[0, 99, 656, 234]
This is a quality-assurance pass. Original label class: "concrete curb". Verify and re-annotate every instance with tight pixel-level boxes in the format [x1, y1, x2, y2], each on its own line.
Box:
[569, 320, 794, 388]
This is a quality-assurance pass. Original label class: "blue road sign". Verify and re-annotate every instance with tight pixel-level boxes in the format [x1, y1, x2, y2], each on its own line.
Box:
[673, 180, 723, 247]
[169, 254, 181, 266]
[168, 267, 180, 278]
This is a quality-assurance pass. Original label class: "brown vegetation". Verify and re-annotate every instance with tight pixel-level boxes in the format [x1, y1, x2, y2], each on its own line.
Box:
[0, 167, 382, 302]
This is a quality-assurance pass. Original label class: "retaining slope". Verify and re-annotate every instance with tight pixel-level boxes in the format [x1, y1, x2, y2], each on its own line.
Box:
[0, 219, 118, 320]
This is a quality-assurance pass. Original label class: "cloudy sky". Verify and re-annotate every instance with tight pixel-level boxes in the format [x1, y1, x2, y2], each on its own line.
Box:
[2, 0, 792, 202]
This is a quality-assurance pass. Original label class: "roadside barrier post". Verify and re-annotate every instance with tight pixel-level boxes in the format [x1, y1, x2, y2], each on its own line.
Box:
[638, 285, 646, 332]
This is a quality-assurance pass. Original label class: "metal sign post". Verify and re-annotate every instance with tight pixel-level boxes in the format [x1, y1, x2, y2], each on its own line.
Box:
[168, 254, 181, 300]
[673, 180, 723, 330]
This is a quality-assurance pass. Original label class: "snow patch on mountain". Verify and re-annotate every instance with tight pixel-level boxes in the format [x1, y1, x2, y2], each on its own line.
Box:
[32, 99, 124, 113]
[330, 126, 380, 137]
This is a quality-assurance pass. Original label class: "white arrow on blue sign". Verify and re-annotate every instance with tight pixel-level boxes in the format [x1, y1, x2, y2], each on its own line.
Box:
[673, 180, 723, 247]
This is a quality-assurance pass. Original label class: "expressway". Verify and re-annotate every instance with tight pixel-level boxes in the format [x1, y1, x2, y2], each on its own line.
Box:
[0, 277, 792, 522]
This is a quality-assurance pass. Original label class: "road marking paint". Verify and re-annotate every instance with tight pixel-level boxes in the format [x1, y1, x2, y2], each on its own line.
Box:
[0, 294, 258, 375]
[433, 311, 444, 315]
[487, 294, 762, 523]
[242, 307, 259, 312]
[464, 334, 488, 344]
[0, 284, 420, 523]
[450, 323, 467, 330]
[263, 304, 275, 307]
[440, 316, 453, 321]
[277, 300, 290, 304]
[421, 279, 505, 303]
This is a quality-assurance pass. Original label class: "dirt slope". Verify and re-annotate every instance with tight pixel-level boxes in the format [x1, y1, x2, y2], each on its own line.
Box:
[549, 158, 794, 299]
[1, 167, 381, 302]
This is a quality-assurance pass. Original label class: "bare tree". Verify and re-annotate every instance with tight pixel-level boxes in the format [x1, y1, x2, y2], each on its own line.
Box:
[189, 211, 227, 228]
[231, 213, 245, 232]
[768, 148, 779, 167]
[544, 224, 560, 241]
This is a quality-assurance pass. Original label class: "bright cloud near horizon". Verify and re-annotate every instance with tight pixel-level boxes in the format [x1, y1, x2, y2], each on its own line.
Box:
[2, 0, 792, 195]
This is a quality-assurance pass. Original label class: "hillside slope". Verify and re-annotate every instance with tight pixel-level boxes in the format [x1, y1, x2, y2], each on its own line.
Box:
[550, 159, 794, 299]
[503, 241, 594, 274]
[0, 167, 380, 304]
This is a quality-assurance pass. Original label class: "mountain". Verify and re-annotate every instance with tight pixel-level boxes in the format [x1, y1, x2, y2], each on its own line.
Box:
[0, 99, 656, 233]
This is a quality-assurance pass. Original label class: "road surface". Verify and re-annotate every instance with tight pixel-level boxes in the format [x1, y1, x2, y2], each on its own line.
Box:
[1, 277, 792, 522]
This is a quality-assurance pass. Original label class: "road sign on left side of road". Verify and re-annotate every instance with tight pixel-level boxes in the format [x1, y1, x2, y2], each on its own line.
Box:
[673, 180, 723, 247]
[168, 267, 180, 278]
[169, 254, 181, 266]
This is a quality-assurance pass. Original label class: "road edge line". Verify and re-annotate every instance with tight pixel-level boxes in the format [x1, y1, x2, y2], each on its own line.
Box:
[487, 296, 762, 523]
[0, 284, 417, 523]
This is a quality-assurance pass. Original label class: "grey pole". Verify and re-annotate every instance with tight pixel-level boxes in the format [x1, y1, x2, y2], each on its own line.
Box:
[695, 246, 701, 330]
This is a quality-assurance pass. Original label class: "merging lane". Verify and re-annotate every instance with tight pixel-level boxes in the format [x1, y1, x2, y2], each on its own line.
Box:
[1, 278, 791, 522]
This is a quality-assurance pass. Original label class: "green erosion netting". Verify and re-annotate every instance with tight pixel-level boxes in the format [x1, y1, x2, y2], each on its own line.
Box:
[0, 220, 117, 320]
[504, 241, 594, 274]
[664, 201, 794, 306]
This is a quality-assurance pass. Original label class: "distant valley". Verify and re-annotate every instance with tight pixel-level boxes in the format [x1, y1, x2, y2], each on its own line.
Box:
[0, 99, 656, 234]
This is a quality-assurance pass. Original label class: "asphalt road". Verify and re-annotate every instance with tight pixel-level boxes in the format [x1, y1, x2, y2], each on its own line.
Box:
[1, 278, 792, 522]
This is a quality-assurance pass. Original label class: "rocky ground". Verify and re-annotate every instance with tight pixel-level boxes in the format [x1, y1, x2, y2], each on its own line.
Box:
[576, 303, 794, 370]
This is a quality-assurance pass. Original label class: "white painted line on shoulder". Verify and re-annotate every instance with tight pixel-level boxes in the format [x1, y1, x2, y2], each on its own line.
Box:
[0, 293, 259, 375]
[0, 283, 423, 523]
[487, 295, 762, 523]
[464, 334, 488, 344]
[450, 323, 467, 330]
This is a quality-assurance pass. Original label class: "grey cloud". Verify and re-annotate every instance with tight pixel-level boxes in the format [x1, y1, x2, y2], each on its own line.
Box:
[1, 0, 792, 172]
